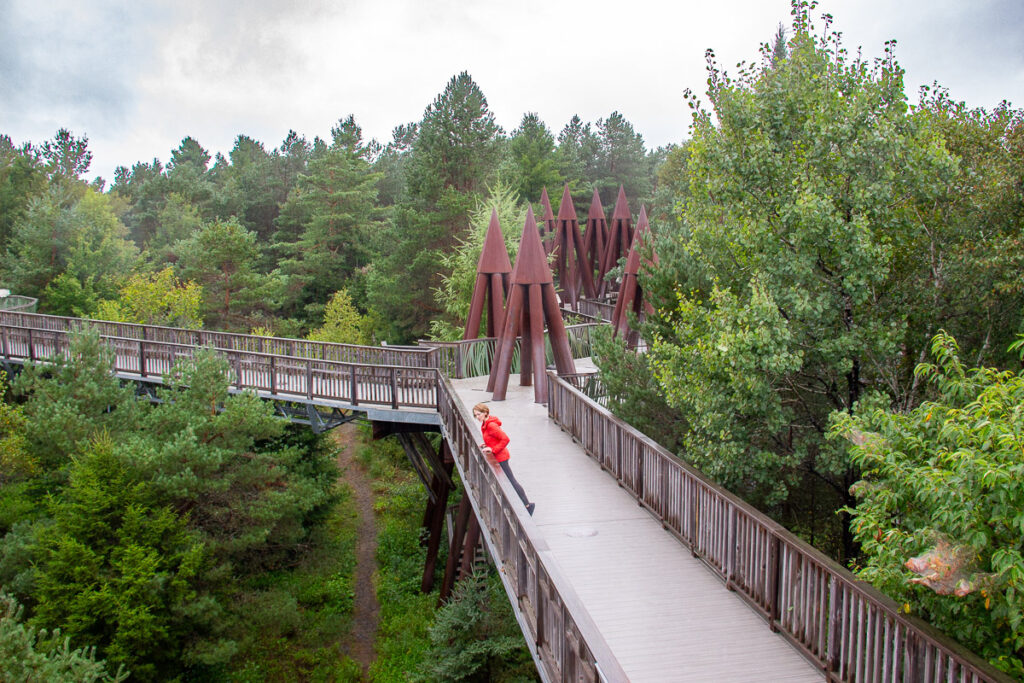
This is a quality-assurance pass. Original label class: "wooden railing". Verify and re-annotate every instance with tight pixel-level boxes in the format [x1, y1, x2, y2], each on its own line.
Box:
[437, 377, 628, 683]
[547, 372, 1013, 683]
[0, 311, 438, 368]
[421, 322, 602, 379]
[0, 295, 38, 312]
[576, 298, 616, 323]
[0, 323, 440, 411]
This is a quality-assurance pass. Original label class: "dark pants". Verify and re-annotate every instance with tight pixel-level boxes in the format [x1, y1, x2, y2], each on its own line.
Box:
[499, 460, 531, 508]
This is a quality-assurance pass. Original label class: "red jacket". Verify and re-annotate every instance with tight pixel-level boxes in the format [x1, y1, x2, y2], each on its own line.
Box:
[480, 415, 511, 462]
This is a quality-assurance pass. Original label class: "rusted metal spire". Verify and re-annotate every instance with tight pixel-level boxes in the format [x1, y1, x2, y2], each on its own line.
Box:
[584, 187, 608, 283]
[464, 209, 512, 339]
[539, 186, 556, 256]
[553, 183, 596, 307]
[487, 206, 575, 403]
[611, 205, 657, 344]
[598, 185, 633, 298]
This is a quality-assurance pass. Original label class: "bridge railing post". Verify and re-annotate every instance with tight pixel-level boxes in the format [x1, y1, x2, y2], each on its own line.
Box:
[768, 534, 781, 632]
[306, 360, 313, 400]
[27, 328, 34, 362]
[390, 368, 398, 409]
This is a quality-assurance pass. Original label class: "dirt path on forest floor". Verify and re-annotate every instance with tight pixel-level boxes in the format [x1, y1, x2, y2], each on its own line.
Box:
[333, 422, 379, 677]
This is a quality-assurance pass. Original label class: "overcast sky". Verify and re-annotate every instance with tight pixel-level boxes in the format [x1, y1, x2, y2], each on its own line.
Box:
[2, 0, 1022, 183]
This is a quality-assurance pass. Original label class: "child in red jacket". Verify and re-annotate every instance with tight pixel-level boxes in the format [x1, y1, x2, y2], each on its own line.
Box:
[473, 403, 535, 516]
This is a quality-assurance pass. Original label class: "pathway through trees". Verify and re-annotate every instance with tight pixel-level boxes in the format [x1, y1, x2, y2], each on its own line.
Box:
[333, 422, 379, 675]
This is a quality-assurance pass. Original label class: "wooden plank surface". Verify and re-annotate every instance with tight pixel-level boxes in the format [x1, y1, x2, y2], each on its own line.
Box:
[454, 373, 824, 683]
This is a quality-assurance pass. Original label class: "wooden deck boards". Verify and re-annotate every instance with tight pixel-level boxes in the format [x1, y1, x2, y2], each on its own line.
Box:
[453, 374, 823, 683]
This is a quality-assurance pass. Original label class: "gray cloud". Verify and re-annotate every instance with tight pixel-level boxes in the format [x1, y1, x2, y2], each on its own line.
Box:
[0, 1, 167, 138]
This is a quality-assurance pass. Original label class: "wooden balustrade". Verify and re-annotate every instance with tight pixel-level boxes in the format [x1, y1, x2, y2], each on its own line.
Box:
[419, 323, 601, 379]
[436, 377, 627, 682]
[0, 295, 38, 312]
[0, 311, 438, 369]
[0, 324, 440, 411]
[576, 298, 616, 323]
[546, 371, 1012, 683]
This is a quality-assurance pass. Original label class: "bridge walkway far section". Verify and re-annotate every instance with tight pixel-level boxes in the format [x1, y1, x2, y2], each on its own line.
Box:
[450, 373, 823, 682]
[0, 311, 442, 426]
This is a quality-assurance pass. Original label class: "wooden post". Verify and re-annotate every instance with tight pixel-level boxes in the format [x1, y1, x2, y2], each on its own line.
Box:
[439, 496, 473, 604]
[768, 535, 782, 632]
[390, 368, 399, 409]
[460, 514, 482, 578]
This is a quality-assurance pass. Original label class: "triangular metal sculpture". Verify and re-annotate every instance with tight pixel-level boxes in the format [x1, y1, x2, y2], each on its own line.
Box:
[552, 184, 595, 307]
[464, 209, 512, 339]
[539, 187, 556, 256]
[487, 207, 576, 404]
[611, 205, 657, 345]
[598, 185, 634, 298]
[583, 187, 608, 283]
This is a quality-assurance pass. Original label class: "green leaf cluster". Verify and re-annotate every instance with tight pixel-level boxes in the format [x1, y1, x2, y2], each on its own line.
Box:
[0, 591, 126, 682]
[832, 333, 1024, 675]
[1, 330, 339, 678]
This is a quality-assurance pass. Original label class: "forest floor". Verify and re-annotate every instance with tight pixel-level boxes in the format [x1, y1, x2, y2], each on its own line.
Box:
[333, 422, 380, 676]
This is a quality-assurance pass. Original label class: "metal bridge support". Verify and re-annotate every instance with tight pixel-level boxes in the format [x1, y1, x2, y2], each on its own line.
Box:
[420, 442, 455, 592]
[371, 421, 468, 595]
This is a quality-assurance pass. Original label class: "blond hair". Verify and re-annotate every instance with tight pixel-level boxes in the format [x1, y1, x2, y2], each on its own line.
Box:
[472, 403, 490, 416]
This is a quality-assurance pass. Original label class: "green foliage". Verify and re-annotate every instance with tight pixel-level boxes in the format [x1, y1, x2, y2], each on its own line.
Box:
[0, 591, 126, 682]
[226, 481, 361, 682]
[4, 335, 343, 678]
[0, 135, 47, 251]
[903, 90, 1024, 371]
[95, 266, 203, 328]
[40, 128, 93, 181]
[3, 187, 138, 303]
[592, 111, 652, 205]
[30, 435, 210, 681]
[592, 326, 685, 454]
[554, 115, 600, 200]
[0, 370, 35, 485]
[174, 217, 282, 331]
[276, 116, 383, 322]
[14, 328, 140, 471]
[367, 72, 505, 342]
[506, 113, 562, 202]
[360, 435, 436, 681]
[149, 192, 204, 260]
[41, 272, 100, 317]
[307, 288, 369, 345]
[832, 333, 1024, 676]
[413, 570, 537, 682]
[646, 3, 955, 556]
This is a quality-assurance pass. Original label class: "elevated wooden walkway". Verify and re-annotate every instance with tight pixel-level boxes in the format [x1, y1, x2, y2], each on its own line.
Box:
[0, 311, 1007, 682]
[452, 374, 822, 682]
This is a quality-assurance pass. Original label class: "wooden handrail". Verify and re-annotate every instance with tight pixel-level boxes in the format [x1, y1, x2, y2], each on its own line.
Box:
[546, 371, 1013, 683]
[436, 377, 628, 682]
[419, 322, 603, 379]
[0, 311, 437, 368]
[0, 323, 440, 411]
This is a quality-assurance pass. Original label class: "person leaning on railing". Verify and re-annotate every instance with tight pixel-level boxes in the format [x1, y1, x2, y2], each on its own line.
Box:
[473, 403, 535, 516]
